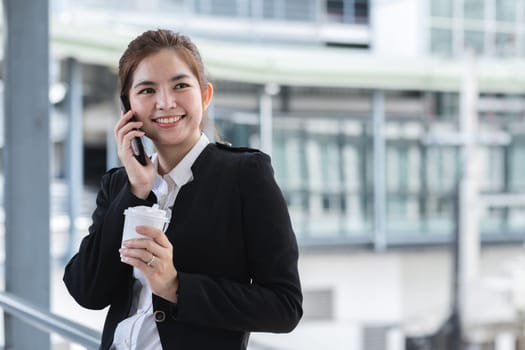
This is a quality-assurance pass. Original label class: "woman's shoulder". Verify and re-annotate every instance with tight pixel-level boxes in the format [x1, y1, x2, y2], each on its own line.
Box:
[214, 140, 260, 154]
[103, 166, 127, 178]
[207, 141, 270, 167]
[209, 141, 273, 174]
[99, 166, 128, 190]
[211, 141, 268, 161]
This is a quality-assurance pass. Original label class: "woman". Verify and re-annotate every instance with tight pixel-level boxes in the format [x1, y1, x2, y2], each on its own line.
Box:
[63, 29, 303, 350]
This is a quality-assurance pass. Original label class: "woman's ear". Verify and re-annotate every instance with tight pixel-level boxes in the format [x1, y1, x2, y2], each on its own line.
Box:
[202, 83, 214, 110]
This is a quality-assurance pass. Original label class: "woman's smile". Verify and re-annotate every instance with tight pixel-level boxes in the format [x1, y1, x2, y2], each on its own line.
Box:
[154, 114, 187, 128]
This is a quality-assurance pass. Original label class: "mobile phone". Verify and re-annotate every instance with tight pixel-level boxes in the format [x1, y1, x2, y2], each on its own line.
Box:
[120, 95, 148, 166]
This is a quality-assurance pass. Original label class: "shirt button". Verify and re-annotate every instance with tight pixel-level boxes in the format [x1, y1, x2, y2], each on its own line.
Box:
[154, 310, 166, 323]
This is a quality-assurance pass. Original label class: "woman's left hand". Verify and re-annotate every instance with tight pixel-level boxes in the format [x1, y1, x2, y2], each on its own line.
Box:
[119, 226, 179, 303]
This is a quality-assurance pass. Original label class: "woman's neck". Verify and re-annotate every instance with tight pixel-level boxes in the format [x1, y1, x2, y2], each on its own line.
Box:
[155, 135, 201, 175]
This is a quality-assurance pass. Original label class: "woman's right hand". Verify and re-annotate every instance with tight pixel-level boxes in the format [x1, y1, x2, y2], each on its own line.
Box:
[114, 110, 156, 199]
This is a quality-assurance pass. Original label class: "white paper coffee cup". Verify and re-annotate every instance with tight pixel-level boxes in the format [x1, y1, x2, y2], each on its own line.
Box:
[122, 204, 170, 243]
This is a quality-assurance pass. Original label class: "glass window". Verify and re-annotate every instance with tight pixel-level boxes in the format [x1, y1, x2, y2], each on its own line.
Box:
[430, 28, 453, 56]
[434, 92, 459, 120]
[383, 120, 457, 236]
[321, 141, 342, 192]
[262, 0, 277, 18]
[495, 32, 517, 56]
[385, 141, 423, 234]
[464, 0, 485, 19]
[509, 141, 525, 191]
[464, 30, 485, 54]
[354, 0, 369, 24]
[303, 120, 344, 236]
[214, 111, 259, 147]
[480, 145, 516, 234]
[508, 207, 525, 231]
[208, 0, 239, 17]
[480, 147, 505, 192]
[272, 116, 373, 239]
[326, 0, 369, 24]
[273, 126, 310, 235]
[507, 136, 525, 232]
[262, 0, 314, 21]
[496, 0, 516, 22]
[342, 143, 368, 232]
[284, 0, 315, 21]
[343, 120, 373, 234]
[431, 0, 453, 17]
[195, 0, 211, 14]
[424, 146, 458, 233]
[326, 0, 344, 22]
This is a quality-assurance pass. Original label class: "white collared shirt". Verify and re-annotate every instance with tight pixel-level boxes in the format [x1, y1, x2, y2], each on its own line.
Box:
[111, 134, 210, 350]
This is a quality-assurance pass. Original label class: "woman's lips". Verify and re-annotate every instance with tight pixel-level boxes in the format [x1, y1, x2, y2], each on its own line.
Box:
[154, 115, 185, 127]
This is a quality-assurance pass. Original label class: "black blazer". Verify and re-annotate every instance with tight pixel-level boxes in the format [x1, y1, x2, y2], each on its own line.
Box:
[63, 143, 303, 349]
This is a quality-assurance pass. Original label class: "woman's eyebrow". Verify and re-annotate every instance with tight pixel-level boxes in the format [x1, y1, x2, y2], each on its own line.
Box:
[133, 80, 155, 89]
[170, 73, 191, 81]
[133, 74, 191, 89]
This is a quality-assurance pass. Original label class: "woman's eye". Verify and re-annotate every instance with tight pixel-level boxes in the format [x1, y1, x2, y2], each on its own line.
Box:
[175, 83, 189, 89]
[139, 87, 155, 94]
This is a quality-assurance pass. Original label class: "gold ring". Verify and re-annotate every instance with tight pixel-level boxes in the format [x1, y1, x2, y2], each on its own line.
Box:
[146, 254, 155, 267]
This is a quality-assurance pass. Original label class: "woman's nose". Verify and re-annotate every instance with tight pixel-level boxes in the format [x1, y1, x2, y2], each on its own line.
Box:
[156, 89, 176, 110]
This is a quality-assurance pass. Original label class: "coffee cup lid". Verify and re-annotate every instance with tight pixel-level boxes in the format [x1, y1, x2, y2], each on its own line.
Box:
[124, 204, 170, 221]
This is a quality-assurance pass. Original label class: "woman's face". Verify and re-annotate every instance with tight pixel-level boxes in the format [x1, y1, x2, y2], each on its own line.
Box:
[129, 48, 212, 151]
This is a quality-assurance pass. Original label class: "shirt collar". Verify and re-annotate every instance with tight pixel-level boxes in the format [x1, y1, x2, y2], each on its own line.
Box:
[152, 133, 210, 187]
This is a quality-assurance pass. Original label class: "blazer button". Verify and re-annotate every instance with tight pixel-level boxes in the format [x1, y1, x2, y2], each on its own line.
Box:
[154, 310, 166, 323]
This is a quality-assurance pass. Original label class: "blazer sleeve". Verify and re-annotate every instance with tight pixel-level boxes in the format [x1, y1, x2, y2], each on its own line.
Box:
[63, 168, 156, 309]
[172, 151, 303, 333]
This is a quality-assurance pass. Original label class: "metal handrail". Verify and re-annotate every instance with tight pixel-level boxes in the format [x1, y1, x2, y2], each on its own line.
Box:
[0, 291, 100, 349]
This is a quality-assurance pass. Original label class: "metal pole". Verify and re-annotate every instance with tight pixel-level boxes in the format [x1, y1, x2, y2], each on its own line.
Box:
[106, 96, 120, 170]
[3, 0, 51, 349]
[448, 49, 480, 349]
[458, 50, 480, 335]
[0, 291, 101, 349]
[451, 180, 463, 350]
[65, 57, 83, 260]
[259, 83, 279, 157]
[372, 90, 386, 251]
[106, 106, 119, 170]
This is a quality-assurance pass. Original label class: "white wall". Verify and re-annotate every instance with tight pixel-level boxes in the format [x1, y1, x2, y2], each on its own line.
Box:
[371, 0, 426, 57]
[250, 244, 525, 349]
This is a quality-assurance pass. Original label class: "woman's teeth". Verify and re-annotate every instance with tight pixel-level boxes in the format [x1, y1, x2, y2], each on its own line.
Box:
[156, 115, 183, 124]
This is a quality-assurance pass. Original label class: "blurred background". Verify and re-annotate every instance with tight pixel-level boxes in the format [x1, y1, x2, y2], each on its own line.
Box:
[1, 0, 525, 349]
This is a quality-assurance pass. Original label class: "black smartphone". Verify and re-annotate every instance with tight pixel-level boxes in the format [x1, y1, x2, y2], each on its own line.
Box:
[120, 95, 148, 166]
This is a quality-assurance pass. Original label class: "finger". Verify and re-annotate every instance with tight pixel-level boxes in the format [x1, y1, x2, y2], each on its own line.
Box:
[114, 111, 142, 138]
[120, 254, 150, 272]
[118, 131, 146, 162]
[116, 122, 144, 142]
[136, 226, 171, 247]
[114, 110, 135, 135]
[121, 129, 145, 149]
[122, 237, 167, 260]
[119, 246, 154, 264]
[121, 237, 152, 250]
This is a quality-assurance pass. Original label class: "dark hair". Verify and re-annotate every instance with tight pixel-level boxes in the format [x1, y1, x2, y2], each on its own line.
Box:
[118, 29, 209, 97]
